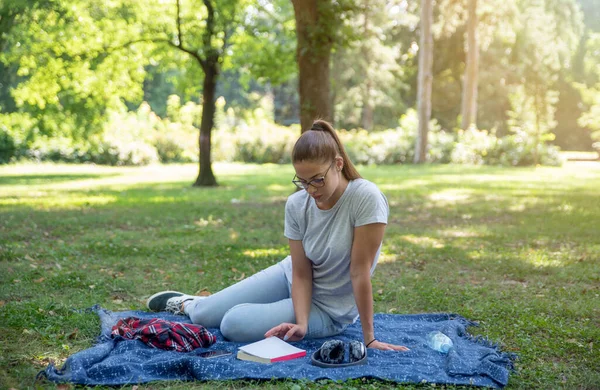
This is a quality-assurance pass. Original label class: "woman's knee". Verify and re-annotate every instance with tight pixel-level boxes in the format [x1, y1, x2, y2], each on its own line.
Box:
[220, 304, 262, 342]
[188, 301, 223, 328]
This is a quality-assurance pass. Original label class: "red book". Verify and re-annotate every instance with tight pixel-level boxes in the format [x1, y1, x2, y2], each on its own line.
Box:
[236, 336, 306, 364]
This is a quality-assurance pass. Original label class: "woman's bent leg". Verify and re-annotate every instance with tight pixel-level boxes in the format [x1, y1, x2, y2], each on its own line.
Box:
[184, 262, 290, 327]
[220, 299, 347, 342]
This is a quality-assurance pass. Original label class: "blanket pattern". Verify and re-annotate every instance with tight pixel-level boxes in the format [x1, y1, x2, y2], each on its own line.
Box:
[42, 306, 516, 388]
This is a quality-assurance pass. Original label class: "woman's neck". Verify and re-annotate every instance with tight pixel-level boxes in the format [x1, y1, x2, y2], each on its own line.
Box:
[317, 177, 350, 210]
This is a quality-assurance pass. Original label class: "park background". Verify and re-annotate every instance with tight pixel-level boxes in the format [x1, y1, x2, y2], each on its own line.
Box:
[1, 0, 599, 389]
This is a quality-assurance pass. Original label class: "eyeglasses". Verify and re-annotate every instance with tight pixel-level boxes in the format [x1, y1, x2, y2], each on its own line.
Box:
[292, 161, 335, 190]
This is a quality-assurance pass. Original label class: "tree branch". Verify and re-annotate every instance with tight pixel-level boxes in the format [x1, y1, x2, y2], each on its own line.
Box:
[202, 0, 215, 51]
[101, 38, 206, 69]
[162, 39, 206, 68]
[176, 0, 183, 47]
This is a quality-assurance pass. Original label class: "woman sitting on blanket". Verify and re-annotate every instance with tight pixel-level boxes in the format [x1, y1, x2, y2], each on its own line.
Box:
[147, 119, 409, 352]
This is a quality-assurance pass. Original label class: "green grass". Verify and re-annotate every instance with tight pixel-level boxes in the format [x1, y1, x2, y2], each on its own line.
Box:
[1, 161, 599, 389]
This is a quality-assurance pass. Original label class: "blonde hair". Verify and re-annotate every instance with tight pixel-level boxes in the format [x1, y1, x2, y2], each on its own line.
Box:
[292, 119, 361, 180]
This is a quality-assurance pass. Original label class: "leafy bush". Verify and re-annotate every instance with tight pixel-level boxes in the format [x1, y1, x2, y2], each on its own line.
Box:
[450, 128, 562, 166]
[2, 96, 564, 167]
[577, 88, 600, 158]
[0, 128, 16, 164]
[451, 129, 499, 165]
[0, 112, 37, 162]
[339, 110, 454, 165]
[213, 121, 298, 164]
[91, 140, 159, 166]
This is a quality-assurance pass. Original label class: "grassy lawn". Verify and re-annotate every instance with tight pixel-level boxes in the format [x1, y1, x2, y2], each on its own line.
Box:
[1, 161, 599, 389]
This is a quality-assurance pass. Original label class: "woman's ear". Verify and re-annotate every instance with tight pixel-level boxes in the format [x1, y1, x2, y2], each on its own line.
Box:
[336, 157, 344, 172]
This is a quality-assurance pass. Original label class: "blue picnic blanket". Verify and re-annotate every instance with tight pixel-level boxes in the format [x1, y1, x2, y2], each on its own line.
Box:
[42, 306, 516, 388]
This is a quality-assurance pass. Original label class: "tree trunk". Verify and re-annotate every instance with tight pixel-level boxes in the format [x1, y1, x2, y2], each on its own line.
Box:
[414, 0, 433, 164]
[291, 0, 333, 132]
[460, 0, 479, 130]
[361, 79, 374, 130]
[330, 53, 338, 124]
[534, 82, 540, 166]
[360, 0, 373, 131]
[193, 57, 219, 187]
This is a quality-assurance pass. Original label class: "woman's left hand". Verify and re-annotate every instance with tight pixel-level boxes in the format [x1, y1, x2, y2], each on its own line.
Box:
[368, 339, 410, 351]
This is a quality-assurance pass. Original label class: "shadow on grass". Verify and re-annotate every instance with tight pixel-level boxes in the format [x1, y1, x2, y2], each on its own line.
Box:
[0, 173, 121, 186]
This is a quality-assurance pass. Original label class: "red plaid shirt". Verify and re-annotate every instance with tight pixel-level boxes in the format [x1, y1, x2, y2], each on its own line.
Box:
[111, 317, 216, 352]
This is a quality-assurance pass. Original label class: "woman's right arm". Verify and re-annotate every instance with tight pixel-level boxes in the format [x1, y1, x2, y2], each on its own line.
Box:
[264, 239, 313, 341]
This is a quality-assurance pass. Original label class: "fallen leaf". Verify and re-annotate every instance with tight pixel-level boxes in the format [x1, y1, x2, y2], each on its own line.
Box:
[231, 267, 239, 272]
[377, 289, 383, 295]
[67, 329, 79, 339]
[197, 289, 212, 297]
[34, 277, 45, 283]
[234, 273, 246, 281]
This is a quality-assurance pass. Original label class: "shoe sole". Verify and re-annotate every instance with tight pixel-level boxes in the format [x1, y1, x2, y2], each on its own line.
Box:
[146, 290, 184, 311]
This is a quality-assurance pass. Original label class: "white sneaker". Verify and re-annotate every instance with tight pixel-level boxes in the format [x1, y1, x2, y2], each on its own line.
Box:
[146, 291, 196, 314]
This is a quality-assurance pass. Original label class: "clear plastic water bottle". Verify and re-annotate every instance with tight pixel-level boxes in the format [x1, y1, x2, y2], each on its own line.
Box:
[426, 331, 453, 353]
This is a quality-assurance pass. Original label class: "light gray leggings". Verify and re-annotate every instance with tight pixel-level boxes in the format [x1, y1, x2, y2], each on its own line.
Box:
[183, 262, 347, 342]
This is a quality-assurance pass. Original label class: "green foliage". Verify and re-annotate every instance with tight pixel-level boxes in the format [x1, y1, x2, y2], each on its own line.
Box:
[4, 98, 200, 166]
[228, 0, 296, 86]
[0, 112, 35, 160]
[3, 0, 149, 141]
[212, 98, 298, 164]
[2, 0, 597, 157]
[338, 110, 452, 164]
[0, 127, 16, 164]
[451, 128, 562, 166]
[578, 97, 600, 155]
[2, 100, 565, 166]
[331, 0, 412, 130]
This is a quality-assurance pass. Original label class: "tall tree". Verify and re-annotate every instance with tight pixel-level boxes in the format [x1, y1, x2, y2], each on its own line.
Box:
[291, 0, 334, 131]
[330, 0, 410, 130]
[290, 0, 357, 131]
[511, 0, 583, 163]
[3, 0, 250, 186]
[146, 0, 243, 186]
[415, 0, 433, 163]
[460, 0, 479, 129]
[360, 0, 374, 130]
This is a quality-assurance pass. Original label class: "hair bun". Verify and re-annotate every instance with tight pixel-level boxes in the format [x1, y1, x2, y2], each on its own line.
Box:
[310, 121, 326, 132]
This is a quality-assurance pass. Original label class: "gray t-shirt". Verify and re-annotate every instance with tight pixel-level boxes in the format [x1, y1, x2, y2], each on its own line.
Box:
[280, 178, 389, 324]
